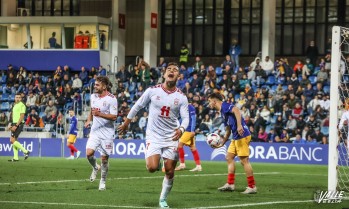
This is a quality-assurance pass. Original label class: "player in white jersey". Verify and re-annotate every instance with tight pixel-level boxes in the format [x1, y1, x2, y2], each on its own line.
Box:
[118, 62, 189, 208]
[84, 76, 118, 191]
[339, 98, 349, 157]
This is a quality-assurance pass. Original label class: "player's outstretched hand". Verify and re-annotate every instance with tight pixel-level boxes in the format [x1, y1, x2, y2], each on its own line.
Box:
[172, 129, 182, 141]
[117, 123, 128, 135]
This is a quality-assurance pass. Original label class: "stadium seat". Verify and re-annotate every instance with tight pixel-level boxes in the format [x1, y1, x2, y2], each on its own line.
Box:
[298, 75, 302, 81]
[282, 85, 288, 91]
[323, 85, 330, 94]
[313, 67, 320, 75]
[0, 93, 9, 102]
[41, 76, 48, 84]
[321, 126, 329, 136]
[84, 93, 91, 103]
[1, 75, 6, 84]
[234, 94, 240, 101]
[309, 75, 317, 85]
[343, 75, 349, 83]
[271, 85, 278, 92]
[8, 93, 15, 102]
[265, 75, 276, 85]
[187, 67, 194, 74]
[135, 133, 144, 139]
[39, 112, 46, 118]
[0, 102, 10, 111]
[215, 67, 223, 76]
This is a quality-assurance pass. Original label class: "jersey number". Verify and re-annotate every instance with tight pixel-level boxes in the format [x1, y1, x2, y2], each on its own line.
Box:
[161, 106, 170, 117]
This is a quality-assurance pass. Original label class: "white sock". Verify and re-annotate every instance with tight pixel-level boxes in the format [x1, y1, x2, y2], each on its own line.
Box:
[160, 176, 174, 200]
[101, 160, 109, 182]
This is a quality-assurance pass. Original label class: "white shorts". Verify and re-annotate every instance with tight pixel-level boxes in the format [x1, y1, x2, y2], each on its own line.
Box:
[145, 141, 178, 161]
[86, 135, 113, 156]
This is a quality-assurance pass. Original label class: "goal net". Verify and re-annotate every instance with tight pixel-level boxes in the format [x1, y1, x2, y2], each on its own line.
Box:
[329, 26, 349, 194]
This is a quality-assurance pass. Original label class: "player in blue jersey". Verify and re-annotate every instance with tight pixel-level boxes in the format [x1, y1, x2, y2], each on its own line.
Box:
[208, 93, 257, 194]
[175, 102, 202, 171]
[66, 109, 81, 159]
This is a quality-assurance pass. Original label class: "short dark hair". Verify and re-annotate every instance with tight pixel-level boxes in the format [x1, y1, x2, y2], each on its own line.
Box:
[208, 92, 224, 101]
[96, 76, 112, 91]
[167, 62, 179, 68]
[15, 92, 21, 96]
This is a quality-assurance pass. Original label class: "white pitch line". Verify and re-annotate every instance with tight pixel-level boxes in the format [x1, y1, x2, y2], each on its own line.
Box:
[0, 200, 317, 209]
[0, 200, 153, 209]
[0, 172, 280, 186]
[188, 200, 315, 209]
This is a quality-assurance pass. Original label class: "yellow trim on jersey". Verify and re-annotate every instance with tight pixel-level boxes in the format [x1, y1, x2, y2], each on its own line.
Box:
[227, 135, 251, 157]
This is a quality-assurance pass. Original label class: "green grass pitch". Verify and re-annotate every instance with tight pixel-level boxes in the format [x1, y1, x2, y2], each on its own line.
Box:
[0, 157, 347, 209]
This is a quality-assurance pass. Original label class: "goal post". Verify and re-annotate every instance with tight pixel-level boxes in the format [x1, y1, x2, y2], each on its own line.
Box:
[328, 26, 340, 192]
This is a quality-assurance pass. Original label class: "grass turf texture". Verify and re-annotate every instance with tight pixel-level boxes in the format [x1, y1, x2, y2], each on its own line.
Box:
[0, 157, 347, 209]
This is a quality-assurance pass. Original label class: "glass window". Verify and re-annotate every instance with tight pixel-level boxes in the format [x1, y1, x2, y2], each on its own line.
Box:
[216, 0, 224, 9]
[306, 8, 315, 23]
[294, 25, 303, 55]
[165, 0, 173, 9]
[175, 10, 183, 24]
[316, 24, 325, 54]
[328, 7, 337, 23]
[174, 26, 183, 54]
[195, 9, 205, 24]
[231, 0, 239, 8]
[205, 8, 213, 24]
[251, 8, 260, 24]
[175, 0, 183, 9]
[231, 8, 239, 24]
[295, 0, 303, 7]
[241, 8, 250, 24]
[164, 27, 173, 56]
[194, 26, 203, 55]
[294, 8, 303, 23]
[241, 26, 250, 55]
[275, 8, 282, 24]
[99, 25, 109, 51]
[304, 24, 315, 50]
[204, 26, 213, 55]
[3, 24, 27, 49]
[251, 26, 260, 55]
[54, 0, 62, 16]
[316, 6, 326, 22]
[216, 9, 224, 24]
[0, 25, 7, 48]
[230, 26, 239, 48]
[40, 25, 62, 49]
[215, 26, 223, 55]
[184, 26, 192, 52]
[275, 25, 281, 55]
[283, 25, 292, 55]
[165, 10, 173, 24]
[184, 10, 193, 24]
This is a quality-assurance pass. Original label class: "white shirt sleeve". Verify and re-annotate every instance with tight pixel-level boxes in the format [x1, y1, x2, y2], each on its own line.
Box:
[109, 97, 118, 116]
[339, 111, 349, 129]
[127, 88, 152, 119]
[179, 96, 189, 130]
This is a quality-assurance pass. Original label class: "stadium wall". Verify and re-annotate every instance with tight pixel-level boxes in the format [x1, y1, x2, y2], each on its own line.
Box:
[0, 138, 329, 165]
[0, 50, 100, 71]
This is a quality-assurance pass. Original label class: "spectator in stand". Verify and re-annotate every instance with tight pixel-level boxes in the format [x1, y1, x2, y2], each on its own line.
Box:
[189, 73, 203, 93]
[291, 102, 303, 119]
[17, 66, 27, 79]
[179, 44, 189, 67]
[306, 114, 320, 136]
[293, 134, 306, 144]
[260, 56, 274, 76]
[44, 100, 57, 117]
[282, 58, 293, 78]
[37, 91, 48, 113]
[177, 74, 187, 91]
[268, 129, 278, 143]
[3, 72, 16, 94]
[236, 67, 246, 80]
[317, 66, 328, 84]
[0, 112, 8, 127]
[306, 134, 318, 144]
[26, 91, 37, 112]
[319, 94, 330, 113]
[138, 112, 148, 135]
[98, 65, 106, 76]
[280, 129, 290, 143]
[257, 127, 268, 142]
[313, 105, 326, 122]
[44, 110, 57, 126]
[54, 91, 65, 112]
[61, 74, 72, 88]
[116, 65, 131, 89]
[239, 74, 250, 92]
[79, 66, 89, 84]
[259, 105, 271, 123]
[158, 57, 167, 72]
[192, 56, 203, 73]
[25, 109, 44, 128]
[15, 74, 26, 94]
[293, 60, 303, 76]
[72, 74, 83, 93]
[285, 115, 297, 135]
[117, 101, 130, 124]
[284, 84, 295, 95]
[312, 127, 327, 144]
[287, 93, 298, 109]
[305, 40, 319, 66]
[89, 66, 98, 79]
[229, 39, 241, 68]
[6, 64, 16, 77]
[307, 94, 320, 115]
[60, 65, 69, 78]
[197, 64, 207, 80]
[302, 58, 313, 76]
[129, 115, 142, 135]
[288, 73, 300, 90]
[138, 61, 151, 89]
[49, 32, 57, 48]
[247, 66, 256, 84]
[221, 55, 234, 70]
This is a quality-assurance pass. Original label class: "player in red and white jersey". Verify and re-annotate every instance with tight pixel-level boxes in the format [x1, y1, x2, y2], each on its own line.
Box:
[84, 76, 118, 191]
[339, 98, 349, 156]
[118, 62, 189, 208]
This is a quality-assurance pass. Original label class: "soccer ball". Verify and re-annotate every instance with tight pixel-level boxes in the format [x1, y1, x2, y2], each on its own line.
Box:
[206, 133, 222, 147]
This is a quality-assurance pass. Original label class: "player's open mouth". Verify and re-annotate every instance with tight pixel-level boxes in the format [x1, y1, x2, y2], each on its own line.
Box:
[168, 74, 174, 78]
